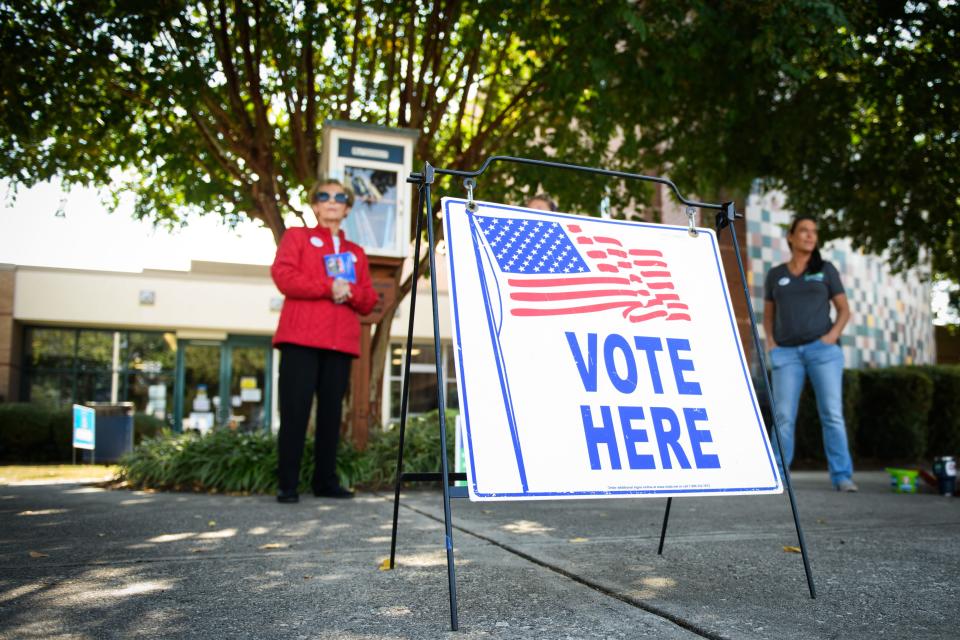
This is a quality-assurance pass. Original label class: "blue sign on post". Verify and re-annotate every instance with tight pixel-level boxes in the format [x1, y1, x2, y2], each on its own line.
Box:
[72, 404, 96, 451]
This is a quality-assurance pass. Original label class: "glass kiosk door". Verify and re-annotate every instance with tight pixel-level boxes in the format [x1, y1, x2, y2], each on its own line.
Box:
[174, 336, 273, 433]
[341, 164, 400, 253]
[322, 121, 416, 259]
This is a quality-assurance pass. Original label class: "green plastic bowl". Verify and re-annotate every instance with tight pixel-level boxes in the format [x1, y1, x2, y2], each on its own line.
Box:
[885, 467, 919, 494]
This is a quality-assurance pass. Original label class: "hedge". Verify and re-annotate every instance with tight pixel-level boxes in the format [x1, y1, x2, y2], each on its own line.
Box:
[856, 368, 934, 462]
[757, 365, 957, 467]
[0, 404, 71, 462]
[0, 403, 169, 463]
[912, 365, 960, 458]
[118, 409, 457, 494]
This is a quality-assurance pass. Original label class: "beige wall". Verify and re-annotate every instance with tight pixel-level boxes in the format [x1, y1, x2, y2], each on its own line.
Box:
[13, 261, 282, 336]
[0, 265, 20, 401]
[4, 259, 455, 418]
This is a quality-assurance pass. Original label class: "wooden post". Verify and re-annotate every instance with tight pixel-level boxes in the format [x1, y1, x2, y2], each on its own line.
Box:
[349, 256, 403, 449]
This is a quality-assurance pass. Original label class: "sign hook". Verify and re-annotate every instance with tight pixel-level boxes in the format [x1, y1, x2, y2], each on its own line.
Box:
[686, 206, 698, 238]
[464, 178, 477, 211]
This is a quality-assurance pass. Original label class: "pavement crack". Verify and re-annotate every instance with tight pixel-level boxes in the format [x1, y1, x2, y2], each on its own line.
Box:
[392, 497, 728, 640]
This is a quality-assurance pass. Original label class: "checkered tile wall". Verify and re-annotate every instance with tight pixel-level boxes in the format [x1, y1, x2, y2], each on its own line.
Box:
[745, 190, 935, 368]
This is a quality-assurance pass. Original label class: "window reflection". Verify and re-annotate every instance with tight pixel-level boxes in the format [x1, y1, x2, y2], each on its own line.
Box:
[22, 327, 177, 424]
[387, 342, 458, 422]
[342, 166, 399, 252]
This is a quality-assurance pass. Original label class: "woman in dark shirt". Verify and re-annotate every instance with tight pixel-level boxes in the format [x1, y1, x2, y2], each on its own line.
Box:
[763, 216, 857, 492]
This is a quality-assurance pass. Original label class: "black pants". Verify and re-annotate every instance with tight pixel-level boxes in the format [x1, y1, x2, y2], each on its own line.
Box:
[277, 344, 352, 494]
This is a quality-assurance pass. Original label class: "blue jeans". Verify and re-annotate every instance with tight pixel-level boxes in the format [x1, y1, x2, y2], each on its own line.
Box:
[769, 339, 854, 485]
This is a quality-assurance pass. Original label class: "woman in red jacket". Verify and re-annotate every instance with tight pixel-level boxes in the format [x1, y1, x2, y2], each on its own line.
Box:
[271, 179, 378, 503]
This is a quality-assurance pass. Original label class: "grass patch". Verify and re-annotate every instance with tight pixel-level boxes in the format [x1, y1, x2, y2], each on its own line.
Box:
[0, 464, 119, 484]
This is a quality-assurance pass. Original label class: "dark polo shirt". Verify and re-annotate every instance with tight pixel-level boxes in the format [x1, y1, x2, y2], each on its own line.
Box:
[764, 261, 845, 347]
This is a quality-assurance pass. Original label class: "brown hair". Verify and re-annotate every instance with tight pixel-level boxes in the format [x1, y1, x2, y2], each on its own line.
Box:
[308, 178, 354, 207]
[787, 215, 823, 275]
[527, 193, 558, 212]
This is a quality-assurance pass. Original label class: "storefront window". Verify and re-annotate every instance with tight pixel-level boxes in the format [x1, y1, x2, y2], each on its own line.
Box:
[21, 327, 176, 424]
[26, 328, 76, 370]
[387, 343, 458, 422]
[20, 327, 271, 432]
[27, 371, 73, 409]
[125, 332, 177, 373]
[124, 332, 176, 420]
[76, 330, 114, 371]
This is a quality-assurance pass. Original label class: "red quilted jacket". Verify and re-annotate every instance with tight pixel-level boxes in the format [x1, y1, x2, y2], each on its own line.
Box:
[271, 226, 378, 356]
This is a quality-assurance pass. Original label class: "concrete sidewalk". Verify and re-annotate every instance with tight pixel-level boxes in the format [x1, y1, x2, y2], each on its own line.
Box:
[0, 471, 957, 639]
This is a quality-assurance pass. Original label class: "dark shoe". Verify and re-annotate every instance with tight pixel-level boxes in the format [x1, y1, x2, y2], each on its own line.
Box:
[276, 490, 299, 503]
[313, 485, 354, 499]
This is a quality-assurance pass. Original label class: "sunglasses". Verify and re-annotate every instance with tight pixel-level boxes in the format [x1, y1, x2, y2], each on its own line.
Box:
[313, 191, 349, 204]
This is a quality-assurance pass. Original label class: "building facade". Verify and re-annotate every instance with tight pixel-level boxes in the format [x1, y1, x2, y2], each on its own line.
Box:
[745, 190, 936, 368]
[0, 191, 937, 437]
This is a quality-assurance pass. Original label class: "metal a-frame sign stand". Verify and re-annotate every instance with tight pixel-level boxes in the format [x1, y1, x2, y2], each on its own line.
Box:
[387, 155, 816, 631]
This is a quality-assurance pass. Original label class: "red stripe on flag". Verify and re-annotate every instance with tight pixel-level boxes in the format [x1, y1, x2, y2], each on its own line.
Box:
[594, 236, 622, 246]
[507, 276, 631, 287]
[629, 249, 663, 257]
[510, 289, 641, 302]
[597, 264, 620, 273]
[627, 309, 668, 322]
[512, 301, 644, 317]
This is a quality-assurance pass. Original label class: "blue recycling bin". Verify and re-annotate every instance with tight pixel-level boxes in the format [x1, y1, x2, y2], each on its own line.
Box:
[83, 402, 135, 463]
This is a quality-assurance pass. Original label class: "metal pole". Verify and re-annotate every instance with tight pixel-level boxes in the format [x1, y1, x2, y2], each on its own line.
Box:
[389, 180, 428, 569]
[423, 167, 460, 630]
[657, 498, 672, 555]
[723, 203, 817, 599]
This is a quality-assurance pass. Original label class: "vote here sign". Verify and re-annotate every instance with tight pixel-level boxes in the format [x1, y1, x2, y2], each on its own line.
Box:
[442, 198, 781, 501]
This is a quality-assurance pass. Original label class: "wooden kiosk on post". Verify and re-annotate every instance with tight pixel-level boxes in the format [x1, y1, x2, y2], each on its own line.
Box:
[320, 120, 418, 448]
[387, 156, 817, 632]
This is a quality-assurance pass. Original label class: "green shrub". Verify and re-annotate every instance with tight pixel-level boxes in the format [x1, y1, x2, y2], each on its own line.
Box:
[913, 365, 960, 458]
[47, 408, 74, 460]
[857, 367, 933, 462]
[133, 413, 168, 444]
[120, 429, 280, 493]
[793, 369, 860, 463]
[2, 403, 173, 463]
[117, 409, 457, 494]
[365, 409, 458, 488]
[0, 403, 60, 461]
[120, 428, 373, 493]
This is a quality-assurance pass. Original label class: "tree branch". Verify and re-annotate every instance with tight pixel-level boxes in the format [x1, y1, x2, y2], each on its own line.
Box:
[304, 0, 319, 175]
[398, 7, 417, 126]
[187, 110, 249, 182]
[341, 0, 365, 119]
[383, 10, 399, 120]
[208, 0, 253, 136]
[362, 0, 385, 118]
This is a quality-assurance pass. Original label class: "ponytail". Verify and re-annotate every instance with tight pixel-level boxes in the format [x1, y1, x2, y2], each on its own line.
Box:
[807, 247, 823, 276]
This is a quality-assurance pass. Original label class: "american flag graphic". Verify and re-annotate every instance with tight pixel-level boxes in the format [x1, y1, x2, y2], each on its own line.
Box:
[473, 214, 691, 322]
